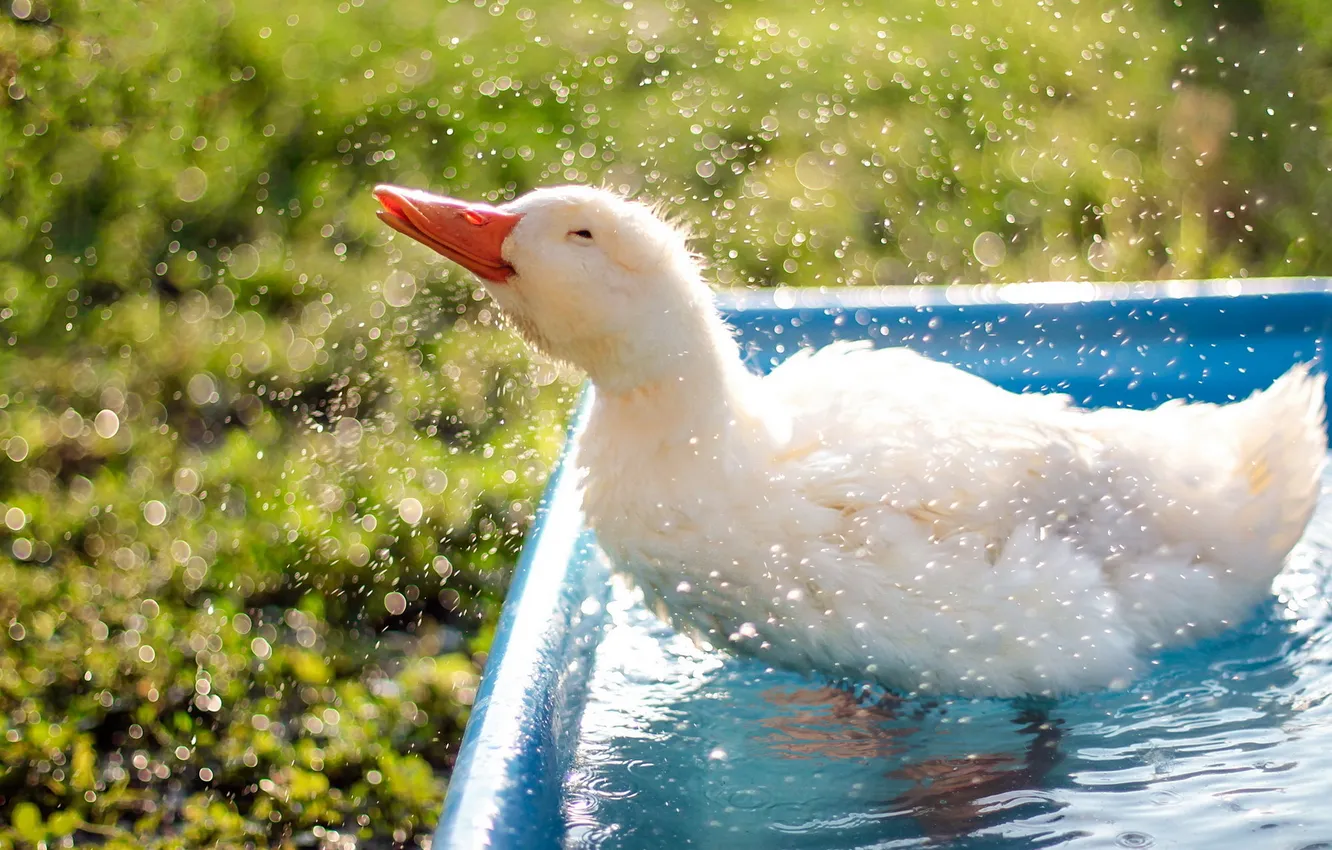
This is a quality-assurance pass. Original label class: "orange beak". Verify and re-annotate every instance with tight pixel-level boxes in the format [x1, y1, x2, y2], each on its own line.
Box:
[374, 185, 521, 283]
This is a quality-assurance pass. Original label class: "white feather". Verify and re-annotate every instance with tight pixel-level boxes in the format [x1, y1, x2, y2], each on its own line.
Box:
[489, 186, 1328, 698]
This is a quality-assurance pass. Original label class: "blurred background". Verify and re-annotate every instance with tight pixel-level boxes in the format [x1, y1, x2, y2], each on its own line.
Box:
[1, 0, 1330, 846]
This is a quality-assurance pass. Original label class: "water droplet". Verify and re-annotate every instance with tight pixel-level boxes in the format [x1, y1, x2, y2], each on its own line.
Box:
[287, 338, 316, 372]
[398, 497, 423, 525]
[179, 290, 210, 324]
[5, 436, 29, 462]
[385, 591, 407, 616]
[726, 788, 770, 810]
[4, 507, 25, 531]
[432, 556, 453, 579]
[384, 269, 417, 308]
[1088, 239, 1116, 272]
[227, 243, 261, 280]
[424, 469, 448, 494]
[94, 409, 120, 439]
[210, 284, 235, 319]
[972, 231, 1006, 268]
[795, 153, 834, 191]
[335, 417, 363, 447]
[174, 468, 200, 494]
[301, 300, 331, 334]
[187, 373, 218, 405]
[282, 43, 316, 80]
[59, 409, 83, 438]
[176, 167, 208, 203]
[143, 500, 167, 526]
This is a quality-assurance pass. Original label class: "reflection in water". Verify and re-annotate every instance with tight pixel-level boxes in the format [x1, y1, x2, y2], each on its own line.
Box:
[756, 686, 907, 761]
[562, 468, 1332, 849]
[891, 710, 1064, 842]
[758, 686, 1065, 842]
[761, 687, 1070, 842]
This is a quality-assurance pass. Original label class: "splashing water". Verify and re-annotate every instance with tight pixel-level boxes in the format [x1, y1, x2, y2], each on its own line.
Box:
[562, 463, 1332, 849]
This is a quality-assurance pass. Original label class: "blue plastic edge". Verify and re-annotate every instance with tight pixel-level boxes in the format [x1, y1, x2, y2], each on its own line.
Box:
[434, 392, 609, 848]
[434, 278, 1332, 848]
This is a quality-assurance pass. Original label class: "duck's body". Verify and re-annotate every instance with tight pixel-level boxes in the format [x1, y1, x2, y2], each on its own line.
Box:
[582, 338, 1324, 697]
[375, 183, 1328, 697]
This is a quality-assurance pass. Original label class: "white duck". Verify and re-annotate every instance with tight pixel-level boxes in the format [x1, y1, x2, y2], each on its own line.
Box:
[375, 184, 1327, 698]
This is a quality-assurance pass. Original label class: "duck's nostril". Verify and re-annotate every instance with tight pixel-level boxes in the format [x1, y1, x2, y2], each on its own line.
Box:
[462, 210, 486, 226]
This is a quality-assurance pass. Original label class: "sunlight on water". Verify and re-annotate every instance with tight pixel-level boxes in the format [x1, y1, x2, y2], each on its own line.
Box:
[562, 465, 1332, 849]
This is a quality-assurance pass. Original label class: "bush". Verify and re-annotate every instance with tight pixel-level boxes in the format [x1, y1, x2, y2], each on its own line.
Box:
[1, 0, 1330, 846]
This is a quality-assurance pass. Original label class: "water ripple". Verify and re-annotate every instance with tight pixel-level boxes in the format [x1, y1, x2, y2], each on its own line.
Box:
[560, 471, 1332, 849]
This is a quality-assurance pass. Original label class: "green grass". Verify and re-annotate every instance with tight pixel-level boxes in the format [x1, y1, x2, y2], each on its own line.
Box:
[1, 0, 1331, 846]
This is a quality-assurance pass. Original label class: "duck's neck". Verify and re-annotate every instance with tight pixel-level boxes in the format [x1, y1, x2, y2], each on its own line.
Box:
[588, 306, 759, 450]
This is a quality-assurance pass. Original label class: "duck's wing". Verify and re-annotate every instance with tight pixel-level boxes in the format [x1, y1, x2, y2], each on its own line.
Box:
[765, 341, 1073, 423]
[760, 342, 1089, 543]
[763, 345, 1328, 659]
[758, 343, 1142, 694]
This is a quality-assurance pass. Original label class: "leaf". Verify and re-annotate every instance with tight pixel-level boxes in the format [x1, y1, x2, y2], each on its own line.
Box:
[71, 737, 96, 792]
[45, 810, 82, 839]
[12, 802, 44, 843]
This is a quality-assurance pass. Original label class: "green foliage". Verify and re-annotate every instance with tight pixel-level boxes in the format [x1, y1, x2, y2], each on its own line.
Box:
[0, 0, 1329, 846]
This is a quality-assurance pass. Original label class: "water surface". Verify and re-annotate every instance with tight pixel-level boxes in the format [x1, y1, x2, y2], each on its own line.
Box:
[562, 470, 1332, 849]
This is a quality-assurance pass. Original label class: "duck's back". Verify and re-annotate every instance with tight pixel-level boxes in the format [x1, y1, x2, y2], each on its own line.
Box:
[763, 342, 1101, 552]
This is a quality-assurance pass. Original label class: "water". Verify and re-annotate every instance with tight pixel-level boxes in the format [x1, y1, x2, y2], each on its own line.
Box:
[561, 470, 1332, 849]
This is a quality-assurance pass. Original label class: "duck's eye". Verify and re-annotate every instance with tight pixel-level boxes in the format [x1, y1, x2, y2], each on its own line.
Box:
[570, 229, 594, 241]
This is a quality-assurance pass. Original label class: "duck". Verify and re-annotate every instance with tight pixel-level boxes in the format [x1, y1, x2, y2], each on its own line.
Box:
[374, 183, 1328, 698]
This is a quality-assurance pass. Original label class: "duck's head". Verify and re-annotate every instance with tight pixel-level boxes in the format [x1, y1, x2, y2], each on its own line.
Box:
[374, 184, 731, 394]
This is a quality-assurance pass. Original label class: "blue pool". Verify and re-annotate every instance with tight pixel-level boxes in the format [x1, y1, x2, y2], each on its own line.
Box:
[436, 280, 1332, 849]
[560, 505, 1332, 848]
